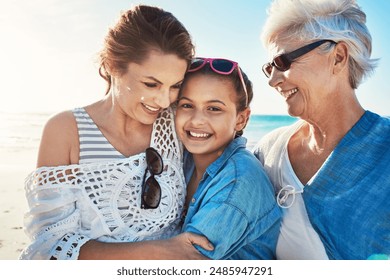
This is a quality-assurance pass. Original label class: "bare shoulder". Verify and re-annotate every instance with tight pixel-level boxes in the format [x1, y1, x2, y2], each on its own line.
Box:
[37, 110, 80, 167]
[44, 110, 77, 131]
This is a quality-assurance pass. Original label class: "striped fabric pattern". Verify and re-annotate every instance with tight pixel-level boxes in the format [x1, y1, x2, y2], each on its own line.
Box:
[72, 108, 125, 163]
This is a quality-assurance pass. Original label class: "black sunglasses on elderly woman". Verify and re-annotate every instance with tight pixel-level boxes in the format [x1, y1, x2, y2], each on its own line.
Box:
[262, 39, 336, 78]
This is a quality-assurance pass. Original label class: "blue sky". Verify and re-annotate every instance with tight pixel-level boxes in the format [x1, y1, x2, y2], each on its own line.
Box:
[0, 0, 389, 115]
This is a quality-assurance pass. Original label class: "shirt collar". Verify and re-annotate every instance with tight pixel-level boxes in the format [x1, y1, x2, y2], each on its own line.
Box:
[206, 136, 247, 177]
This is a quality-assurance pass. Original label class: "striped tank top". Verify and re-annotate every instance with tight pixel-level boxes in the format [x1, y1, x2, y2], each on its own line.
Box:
[72, 108, 126, 163]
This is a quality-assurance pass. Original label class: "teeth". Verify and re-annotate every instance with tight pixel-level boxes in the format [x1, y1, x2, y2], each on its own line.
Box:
[143, 104, 160, 112]
[282, 88, 298, 99]
[189, 131, 210, 138]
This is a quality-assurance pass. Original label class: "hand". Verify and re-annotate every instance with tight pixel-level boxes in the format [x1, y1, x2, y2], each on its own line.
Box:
[162, 232, 214, 260]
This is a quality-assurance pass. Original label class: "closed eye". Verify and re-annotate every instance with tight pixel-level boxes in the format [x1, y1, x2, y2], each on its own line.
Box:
[171, 83, 182, 90]
[143, 82, 158, 88]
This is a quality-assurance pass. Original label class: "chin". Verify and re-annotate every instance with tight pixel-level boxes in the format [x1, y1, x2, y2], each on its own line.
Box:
[287, 106, 303, 119]
[138, 114, 159, 126]
[183, 144, 206, 155]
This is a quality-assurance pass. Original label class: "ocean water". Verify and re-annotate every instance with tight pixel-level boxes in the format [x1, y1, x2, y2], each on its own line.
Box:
[0, 111, 50, 153]
[0, 112, 297, 152]
[244, 115, 298, 149]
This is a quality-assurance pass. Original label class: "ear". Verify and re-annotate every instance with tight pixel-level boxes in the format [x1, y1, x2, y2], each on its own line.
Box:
[235, 107, 251, 131]
[332, 42, 349, 75]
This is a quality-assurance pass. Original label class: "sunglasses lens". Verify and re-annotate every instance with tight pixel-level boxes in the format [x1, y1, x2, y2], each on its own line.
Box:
[145, 148, 163, 175]
[212, 59, 234, 73]
[189, 58, 205, 72]
[142, 177, 161, 208]
[273, 55, 290, 71]
[262, 55, 292, 78]
[262, 63, 272, 77]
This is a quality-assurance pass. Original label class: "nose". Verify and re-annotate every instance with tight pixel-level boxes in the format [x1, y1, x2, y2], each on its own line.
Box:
[154, 88, 171, 109]
[268, 67, 284, 88]
[190, 109, 206, 126]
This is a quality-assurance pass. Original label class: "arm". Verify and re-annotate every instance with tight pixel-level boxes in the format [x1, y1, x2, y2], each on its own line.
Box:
[78, 232, 213, 260]
[183, 202, 248, 259]
[181, 160, 281, 260]
[36, 110, 79, 167]
[182, 198, 279, 260]
[20, 111, 87, 259]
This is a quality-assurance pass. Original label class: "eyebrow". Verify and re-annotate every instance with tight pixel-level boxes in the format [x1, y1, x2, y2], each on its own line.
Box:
[144, 76, 184, 86]
[178, 96, 226, 106]
[144, 76, 163, 84]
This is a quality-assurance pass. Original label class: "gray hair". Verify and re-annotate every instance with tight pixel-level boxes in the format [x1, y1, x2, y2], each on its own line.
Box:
[261, 0, 378, 89]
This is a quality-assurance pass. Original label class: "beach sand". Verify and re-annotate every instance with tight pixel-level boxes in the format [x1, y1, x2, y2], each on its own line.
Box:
[0, 147, 36, 260]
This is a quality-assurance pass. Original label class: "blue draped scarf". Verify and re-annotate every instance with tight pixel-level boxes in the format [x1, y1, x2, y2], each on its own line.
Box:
[303, 111, 390, 259]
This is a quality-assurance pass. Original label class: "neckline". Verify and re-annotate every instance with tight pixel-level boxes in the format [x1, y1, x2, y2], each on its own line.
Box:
[79, 107, 154, 158]
[281, 121, 323, 188]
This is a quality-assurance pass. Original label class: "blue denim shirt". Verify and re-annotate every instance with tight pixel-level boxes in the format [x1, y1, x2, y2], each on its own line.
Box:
[254, 111, 390, 259]
[303, 111, 390, 259]
[182, 136, 281, 259]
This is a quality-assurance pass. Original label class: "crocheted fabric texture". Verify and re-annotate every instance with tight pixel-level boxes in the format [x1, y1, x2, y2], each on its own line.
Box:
[20, 107, 186, 260]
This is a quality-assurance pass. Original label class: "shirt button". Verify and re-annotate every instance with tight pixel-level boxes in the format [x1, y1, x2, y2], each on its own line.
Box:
[191, 198, 196, 204]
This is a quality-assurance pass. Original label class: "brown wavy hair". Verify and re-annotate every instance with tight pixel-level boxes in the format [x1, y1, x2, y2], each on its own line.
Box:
[99, 5, 195, 94]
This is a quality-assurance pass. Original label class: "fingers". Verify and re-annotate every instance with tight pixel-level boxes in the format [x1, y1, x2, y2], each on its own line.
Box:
[184, 232, 214, 251]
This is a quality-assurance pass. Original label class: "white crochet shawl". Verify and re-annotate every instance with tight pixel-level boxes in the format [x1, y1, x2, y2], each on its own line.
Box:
[20, 107, 186, 260]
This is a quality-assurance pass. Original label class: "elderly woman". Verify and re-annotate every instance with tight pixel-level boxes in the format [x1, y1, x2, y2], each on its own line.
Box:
[253, 0, 390, 260]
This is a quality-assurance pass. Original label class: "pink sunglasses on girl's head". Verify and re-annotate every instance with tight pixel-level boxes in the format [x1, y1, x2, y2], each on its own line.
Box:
[188, 57, 248, 107]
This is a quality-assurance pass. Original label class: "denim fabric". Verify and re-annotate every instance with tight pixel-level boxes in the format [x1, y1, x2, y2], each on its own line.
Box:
[304, 111, 390, 259]
[182, 136, 281, 260]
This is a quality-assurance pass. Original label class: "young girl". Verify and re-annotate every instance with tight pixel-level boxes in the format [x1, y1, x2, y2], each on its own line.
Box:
[175, 58, 281, 259]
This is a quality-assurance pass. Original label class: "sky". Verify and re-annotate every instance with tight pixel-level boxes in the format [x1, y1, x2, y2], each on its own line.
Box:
[0, 0, 389, 116]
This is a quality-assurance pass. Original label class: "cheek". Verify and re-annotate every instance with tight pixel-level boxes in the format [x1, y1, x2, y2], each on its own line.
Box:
[217, 116, 237, 133]
[174, 111, 185, 130]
